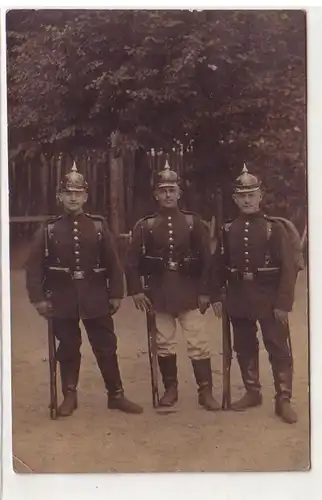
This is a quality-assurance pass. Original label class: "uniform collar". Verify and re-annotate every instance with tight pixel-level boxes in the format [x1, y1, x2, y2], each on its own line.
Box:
[159, 206, 181, 217]
[63, 210, 86, 221]
[239, 210, 264, 221]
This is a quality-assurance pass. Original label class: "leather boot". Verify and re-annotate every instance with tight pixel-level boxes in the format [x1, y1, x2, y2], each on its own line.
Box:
[108, 392, 143, 414]
[231, 352, 262, 411]
[58, 359, 80, 417]
[158, 355, 178, 407]
[271, 359, 296, 423]
[191, 358, 221, 411]
[94, 351, 143, 414]
[275, 399, 298, 424]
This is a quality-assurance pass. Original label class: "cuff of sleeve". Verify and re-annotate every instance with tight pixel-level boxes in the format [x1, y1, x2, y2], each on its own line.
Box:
[275, 298, 293, 312]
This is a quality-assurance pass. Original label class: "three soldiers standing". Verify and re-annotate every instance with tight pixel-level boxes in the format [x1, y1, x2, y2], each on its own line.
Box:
[25, 160, 298, 425]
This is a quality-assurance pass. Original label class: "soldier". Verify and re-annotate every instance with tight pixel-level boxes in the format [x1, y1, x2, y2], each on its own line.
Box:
[125, 160, 220, 411]
[210, 165, 298, 424]
[25, 163, 142, 417]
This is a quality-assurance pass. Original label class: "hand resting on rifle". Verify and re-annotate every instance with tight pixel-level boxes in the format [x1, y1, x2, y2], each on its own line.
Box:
[273, 308, 288, 325]
[198, 295, 210, 315]
[33, 300, 53, 318]
[212, 301, 223, 318]
[132, 293, 152, 312]
[109, 298, 121, 316]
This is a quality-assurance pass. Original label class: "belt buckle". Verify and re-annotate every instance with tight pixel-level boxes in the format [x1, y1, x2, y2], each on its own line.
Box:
[72, 270, 85, 280]
[168, 261, 178, 271]
[243, 272, 254, 281]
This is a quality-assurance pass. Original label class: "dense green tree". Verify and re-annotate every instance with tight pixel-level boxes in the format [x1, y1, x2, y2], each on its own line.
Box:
[6, 9, 306, 224]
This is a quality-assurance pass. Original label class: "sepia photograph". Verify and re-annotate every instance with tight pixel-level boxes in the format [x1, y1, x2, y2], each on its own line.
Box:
[5, 8, 309, 474]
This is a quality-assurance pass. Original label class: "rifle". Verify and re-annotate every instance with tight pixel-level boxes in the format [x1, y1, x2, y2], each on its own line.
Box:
[129, 228, 160, 408]
[47, 311, 58, 420]
[215, 187, 233, 410]
[44, 225, 58, 419]
[145, 304, 160, 408]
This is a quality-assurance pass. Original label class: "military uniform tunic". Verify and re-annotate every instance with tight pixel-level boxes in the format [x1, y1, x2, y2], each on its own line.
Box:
[26, 212, 123, 319]
[126, 207, 211, 316]
[25, 212, 127, 398]
[210, 211, 297, 318]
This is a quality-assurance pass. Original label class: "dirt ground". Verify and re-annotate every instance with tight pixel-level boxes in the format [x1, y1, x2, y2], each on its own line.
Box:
[10, 241, 310, 474]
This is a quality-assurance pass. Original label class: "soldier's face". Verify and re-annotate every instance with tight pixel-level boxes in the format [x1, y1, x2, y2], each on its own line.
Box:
[233, 190, 262, 214]
[58, 190, 88, 214]
[155, 186, 180, 208]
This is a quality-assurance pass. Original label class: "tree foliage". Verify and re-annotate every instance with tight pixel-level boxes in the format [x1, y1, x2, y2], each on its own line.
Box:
[6, 9, 306, 223]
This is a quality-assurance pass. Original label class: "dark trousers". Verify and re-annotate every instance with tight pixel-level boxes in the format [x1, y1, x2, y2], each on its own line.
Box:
[231, 314, 293, 401]
[53, 315, 123, 396]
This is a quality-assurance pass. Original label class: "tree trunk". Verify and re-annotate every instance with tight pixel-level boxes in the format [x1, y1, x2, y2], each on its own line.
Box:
[109, 131, 125, 235]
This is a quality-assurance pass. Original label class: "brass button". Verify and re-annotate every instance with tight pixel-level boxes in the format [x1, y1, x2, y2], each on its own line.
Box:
[245, 221, 250, 226]
[168, 216, 172, 221]
[244, 237, 248, 241]
[169, 230, 173, 235]
[74, 221, 78, 226]
[169, 237, 174, 242]
[74, 236, 79, 241]
[168, 223, 172, 228]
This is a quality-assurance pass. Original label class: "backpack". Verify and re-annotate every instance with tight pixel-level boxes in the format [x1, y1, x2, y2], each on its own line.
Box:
[266, 216, 305, 272]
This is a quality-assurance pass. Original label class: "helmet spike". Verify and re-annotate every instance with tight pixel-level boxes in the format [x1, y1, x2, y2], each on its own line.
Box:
[164, 154, 171, 171]
[242, 163, 248, 174]
[72, 161, 78, 172]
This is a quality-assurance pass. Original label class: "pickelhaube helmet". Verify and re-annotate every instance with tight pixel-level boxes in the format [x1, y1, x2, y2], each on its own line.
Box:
[60, 161, 88, 192]
[154, 158, 179, 189]
[233, 163, 261, 193]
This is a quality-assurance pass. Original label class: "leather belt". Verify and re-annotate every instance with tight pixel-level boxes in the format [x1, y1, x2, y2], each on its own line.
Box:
[48, 266, 106, 280]
[228, 267, 280, 282]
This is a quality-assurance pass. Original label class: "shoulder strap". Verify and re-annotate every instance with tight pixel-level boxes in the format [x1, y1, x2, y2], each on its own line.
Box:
[184, 213, 194, 229]
[223, 221, 233, 232]
[85, 214, 103, 242]
[46, 216, 61, 240]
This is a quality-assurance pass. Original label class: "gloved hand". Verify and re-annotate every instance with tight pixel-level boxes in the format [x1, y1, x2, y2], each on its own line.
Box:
[212, 301, 223, 318]
[109, 298, 121, 316]
[132, 293, 152, 312]
[274, 308, 288, 325]
[198, 295, 210, 315]
[34, 300, 53, 318]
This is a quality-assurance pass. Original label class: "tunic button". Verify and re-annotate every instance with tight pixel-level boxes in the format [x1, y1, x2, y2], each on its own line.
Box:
[75, 250, 80, 255]
[168, 216, 172, 221]
[168, 223, 172, 228]
[74, 221, 78, 226]
[244, 228, 249, 233]
[74, 236, 79, 241]
[76, 266, 80, 271]
[245, 251, 249, 255]
[169, 237, 174, 242]
[169, 230, 173, 235]
[169, 244, 174, 249]
[245, 221, 250, 226]
[244, 237, 248, 241]
[73, 228, 78, 234]
[245, 259, 250, 263]
[76, 258, 80, 263]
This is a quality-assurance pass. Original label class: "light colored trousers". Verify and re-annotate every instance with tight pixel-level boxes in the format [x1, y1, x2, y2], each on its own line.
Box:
[155, 309, 210, 360]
